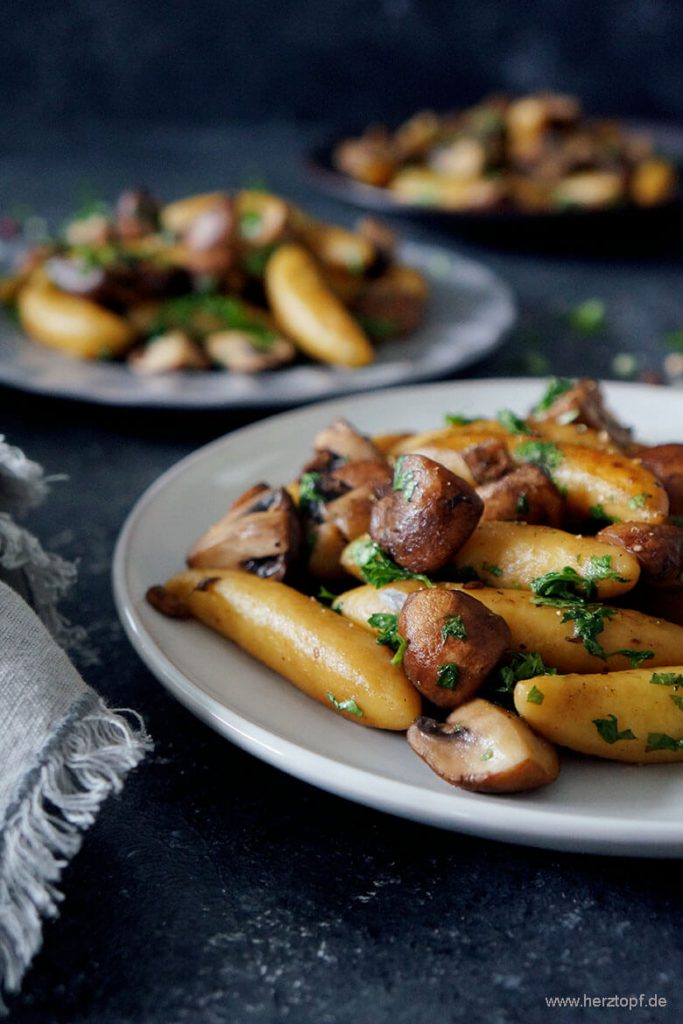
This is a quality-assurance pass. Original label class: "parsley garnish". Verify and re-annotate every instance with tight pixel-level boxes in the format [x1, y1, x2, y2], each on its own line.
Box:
[482, 561, 503, 578]
[356, 316, 398, 340]
[326, 692, 363, 717]
[392, 456, 417, 502]
[240, 243, 279, 277]
[593, 713, 636, 743]
[584, 555, 628, 588]
[645, 732, 683, 753]
[589, 504, 616, 523]
[527, 685, 545, 705]
[671, 694, 683, 712]
[445, 413, 478, 426]
[531, 597, 617, 659]
[664, 330, 683, 352]
[441, 614, 467, 641]
[317, 586, 341, 611]
[298, 471, 325, 512]
[347, 537, 434, 589]
[570, 298, 606, 334]
[239, 210, 262, 240]
[531, 565, 592, 601]
[436, 664, 459, 690]
[367, 612, 408, 665]
[480, 749, 494, 762]
[515, 440, 563, 478]
[650, 672, 683, 688]
[629, 492, 649, 510]
[533, 377, 572, 414]
[614, 649, 655, 668]
[497, 409, 531, 435]
[497, 651, 557, 694]
[150, 293, 277, 348]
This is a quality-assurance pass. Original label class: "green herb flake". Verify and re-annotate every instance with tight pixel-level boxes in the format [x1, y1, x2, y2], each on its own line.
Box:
[240, 243, 279, 278]
[533, 377, 573, 414]
[629, 492, 650, 510]
[326, 692, 363, 718]
[480, 749, 494, 762]
[531, 598, 617, 660]
[589, 503, 616, 523]
[356, 315, 398, 341]
[650, 672, 683, 688]
[482, 562, 503, 578]
[531, 565, 593, 602]
[436, 663, 460, 690]
[593, 713, 637, 744]
[150, 293, 277, 348]
[527, 685, 545, 705]
[445, 413, 478, 426]
[318, 586, 341, 612]
[367, 612, 408, 665]
[497, 409, 531, 435]
[671, 694, 683, 712]
[614, 649, 655, 668]
[239, 210, 263, 240]
[645, 732, 683, 753]
[497, 651, 557, 694]
[392, 456, 417, 502]
[516, 493, 529, 516]
[569, 298, 606, 335]
[583, 555, 628, 588]
[442, 614, 467, 641]
[515, 440, 564, 478]
[298, 471, 325, 512]
[348, 537, 434, 589]
[664, 329, 683, 352]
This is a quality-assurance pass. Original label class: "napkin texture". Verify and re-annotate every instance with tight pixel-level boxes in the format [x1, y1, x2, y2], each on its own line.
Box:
[0, 439, 151, 1004]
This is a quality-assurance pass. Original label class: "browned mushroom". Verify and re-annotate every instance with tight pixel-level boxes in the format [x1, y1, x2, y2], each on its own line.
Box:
[351, 265, 428, 338]
[597, 522, 683, 587]
[531, 378, 632, 449]
[179, 195, 236, 277]
[398, 588, 511, 709]
[477, 464, 565, 526]
[369, 454, 483, 574]
[205, 330, 296, 373]
[461, 438, 514, 484]
[356, 216, 397, 268]
[312, 418, 382, 467]
[636, 445, 683, 516]
[333, 128, 397, 187]
[128, 331, 209, 375]
[115, 188, 160, 240]
[407, 698, 560, 793]
[186, 484, 301, 580]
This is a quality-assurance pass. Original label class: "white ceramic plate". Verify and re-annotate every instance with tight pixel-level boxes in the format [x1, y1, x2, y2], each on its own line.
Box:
[0, 242, 514, 408]
[113, 379, 683, 856]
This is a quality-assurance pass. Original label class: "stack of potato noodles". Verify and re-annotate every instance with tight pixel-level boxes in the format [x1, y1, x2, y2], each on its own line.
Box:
[149, 378, 683, 794]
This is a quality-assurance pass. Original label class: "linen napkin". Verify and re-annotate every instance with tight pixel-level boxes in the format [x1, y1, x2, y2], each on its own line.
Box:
[0, 437, 151, 1006]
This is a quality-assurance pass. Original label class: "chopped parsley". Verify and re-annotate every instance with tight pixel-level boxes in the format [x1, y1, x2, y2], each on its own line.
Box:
[531, 597, 617, 659]
[593, 713, 636, 744]
[326, 692, 363, 717]
[482, 561, 503, 578]
[516, 493, 529, 516]
[347, 537, 434, 589]
[317, 586, 341, 611]
[497, 409, 531, 435]
[435, 663, 459, 690]
[650, 672, 683, 688]
[441, 614, 467, 641]
[367, 612, 408, 665]
[298, 471, 325, 512]
[629, 492, 650, 511]
[392, 456, 417, 502]
[240, 243, 279, 277]
[527, 685, 545, 705]
[150, 293, 277, 348]
[480, 749, 494, 762]
[356, 316, 398, 341]
[569, 298, 606, 334]
[671, 694, 683, 712]
[239, 210, 263, 240]
[589, 504, 617, 523]
[515, 440, 564, 478]
[614, 649, 655, 668]
[531, 565, 592, 601]
[584, 555, 628, 588]
[445, 413, 478, 426]
[645, 732, 683, 753]
[664, 329, 683, 352]
[533, 377, 572, 414]
[497, 651, 557, 694]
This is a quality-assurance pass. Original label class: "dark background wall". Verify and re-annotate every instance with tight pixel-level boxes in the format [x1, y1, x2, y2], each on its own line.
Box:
[2, 0, 683, 131]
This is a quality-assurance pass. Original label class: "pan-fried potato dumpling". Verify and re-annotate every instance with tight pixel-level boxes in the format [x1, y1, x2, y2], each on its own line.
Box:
[515, 668, 683, 763]
[17, 280, 135, 359]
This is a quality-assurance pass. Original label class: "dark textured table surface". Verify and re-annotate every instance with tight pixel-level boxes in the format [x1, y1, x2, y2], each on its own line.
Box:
[2, 122, 683, 1024]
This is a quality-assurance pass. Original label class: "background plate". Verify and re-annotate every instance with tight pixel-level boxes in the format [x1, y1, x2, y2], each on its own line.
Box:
[0, 242, 514, 408]
[113, 378, 683, 856]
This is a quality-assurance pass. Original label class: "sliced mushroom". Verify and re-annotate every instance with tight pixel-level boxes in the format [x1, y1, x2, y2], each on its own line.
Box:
[407, 699, 560, 793]
[179, 195, 235, 277]
[313, 417, 382, 465]
[636, 444, 683, 516]
[115, 188, 160, 240]
[477, 464, 565, 526]
[531, 378, 632, 449]
[186, 484, 301, 580]
[128, 331, 209, 375]
[236, 191, 290, 247]
[398, 588, 510, 709]
[351, 265, 428, 338]
[369, 454, 483, 574]
[356, 216, 397, 268]
[206, 330, 296, 373]
[461, 438, 514, 484]
[597, 522, 683, 587]
[333, 129, 397, 187]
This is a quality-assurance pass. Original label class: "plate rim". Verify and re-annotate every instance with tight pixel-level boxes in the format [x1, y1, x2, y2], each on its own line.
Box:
[0, 241, 515, 409]
[113, 377, 683, 857]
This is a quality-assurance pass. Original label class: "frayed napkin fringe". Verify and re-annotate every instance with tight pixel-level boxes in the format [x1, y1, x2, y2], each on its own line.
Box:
[0, 703, 152, 1006]
[0, 514, 94, 664]
[0, 437, 51, 518]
